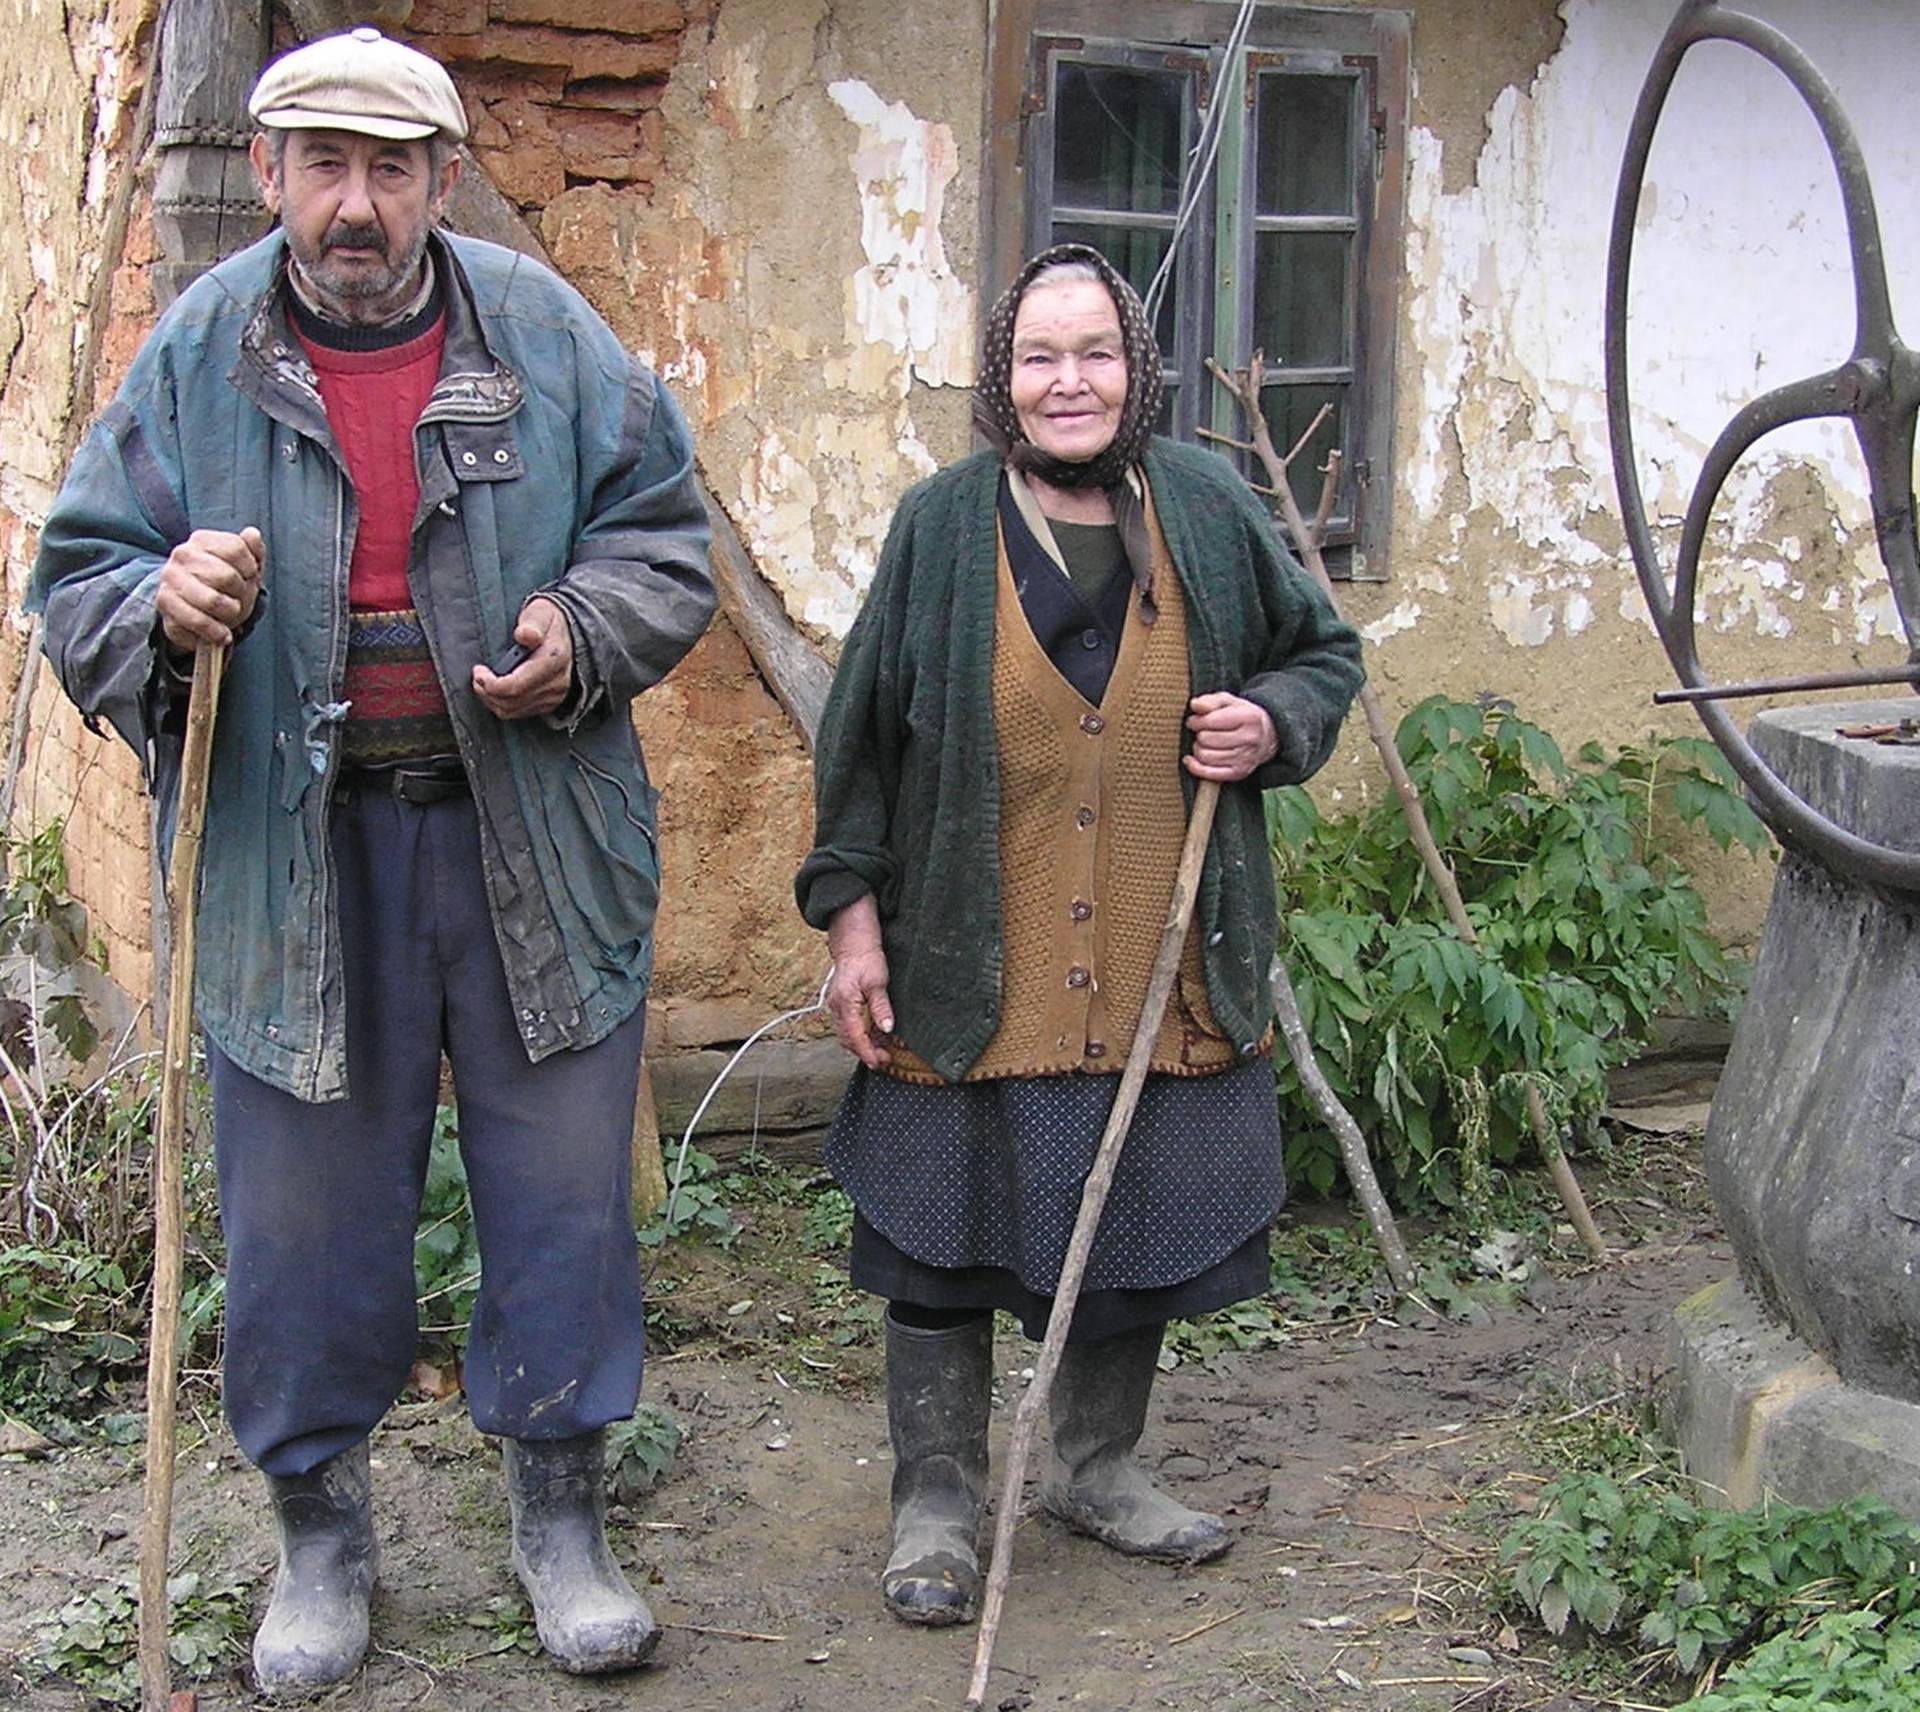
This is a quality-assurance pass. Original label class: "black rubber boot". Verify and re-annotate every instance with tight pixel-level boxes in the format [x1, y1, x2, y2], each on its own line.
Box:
[882, 1312, 993, 1626]
[1042, 1322, 1230, 1563]
[504, 1430, 659, 1674]
[253, 1440, 378, 1696]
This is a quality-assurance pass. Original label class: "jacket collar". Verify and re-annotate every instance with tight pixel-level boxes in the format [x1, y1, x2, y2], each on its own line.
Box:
[230, 229, 524, 434]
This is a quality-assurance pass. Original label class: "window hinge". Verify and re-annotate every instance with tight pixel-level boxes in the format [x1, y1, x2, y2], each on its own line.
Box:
[1355, 457, 1373, 487]
[1373, 121, 1387, 181]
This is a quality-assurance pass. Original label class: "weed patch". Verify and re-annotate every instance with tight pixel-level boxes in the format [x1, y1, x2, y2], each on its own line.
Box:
[1272, 695, 1767, 1208]
[606, 1401, 682, 1505]
[33, 1570, 251, 1704]
[1502, 1474, 1920, 1686]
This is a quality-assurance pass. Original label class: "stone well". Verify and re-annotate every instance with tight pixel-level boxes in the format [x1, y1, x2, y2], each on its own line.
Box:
[1672, 700, 1920, 1517]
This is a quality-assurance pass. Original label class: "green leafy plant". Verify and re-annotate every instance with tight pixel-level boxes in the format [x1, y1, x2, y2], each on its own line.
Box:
[458, 1592, 540, 1657]
[800, 1186, 854, 1254]
[1162, 1297, 1294, 1367]
[1682, 1607, 1920, 1711]
[605, 1401, 682, 1505]
[0, 1061, 226, 1429]
[35, 1571, 251, 1704]
[0, 817, 100, 1071]
[641, 1146, 742, 1249]
[414, 1106, 482, 1355]
[1501, 1473, 1920, 1682]
[1272, 695, 1768, 1206]
[0, 1245, 142, 1419]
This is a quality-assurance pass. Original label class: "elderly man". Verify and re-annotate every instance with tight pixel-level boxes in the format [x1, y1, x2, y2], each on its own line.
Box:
[30, 27, 713, 1692]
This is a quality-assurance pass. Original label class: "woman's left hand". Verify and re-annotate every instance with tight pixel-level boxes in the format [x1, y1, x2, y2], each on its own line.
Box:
[1184, 692, 1279, 782]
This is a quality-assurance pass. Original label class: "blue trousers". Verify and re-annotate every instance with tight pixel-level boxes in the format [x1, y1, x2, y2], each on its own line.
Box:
[210, 788, 647, 1478]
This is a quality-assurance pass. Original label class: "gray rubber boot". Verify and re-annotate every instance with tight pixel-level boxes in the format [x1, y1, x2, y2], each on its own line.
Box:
[252, 1440, 378, 1696]
[882, 1312, 993, 1626]
[1042, 1322, 1230, 1563]
[504, 1430, 659, 1674]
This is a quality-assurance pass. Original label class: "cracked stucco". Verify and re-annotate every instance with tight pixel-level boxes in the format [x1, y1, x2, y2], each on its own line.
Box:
[1395, 0, 1917, 657]
[572, 0, 983, 644]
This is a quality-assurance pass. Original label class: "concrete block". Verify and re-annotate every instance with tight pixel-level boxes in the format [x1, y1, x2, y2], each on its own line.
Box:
[649, 1036, 850, 1146]
[1671, 1275, 1920, 1525]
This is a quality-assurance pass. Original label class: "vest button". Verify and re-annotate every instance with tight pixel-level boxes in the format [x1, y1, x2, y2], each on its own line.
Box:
[1066, 966, 1090, 988]
[1085, 1040, 1107, 1059]
[1070, 899, 1092, 922]
[1080, 712, 1105, 736]
[1075, 806, 1095, 829]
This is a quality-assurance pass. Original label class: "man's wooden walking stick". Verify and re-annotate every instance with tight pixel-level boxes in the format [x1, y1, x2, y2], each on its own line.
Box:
[964, 777, 1220, 1711]
[139, 642, 224, 1712]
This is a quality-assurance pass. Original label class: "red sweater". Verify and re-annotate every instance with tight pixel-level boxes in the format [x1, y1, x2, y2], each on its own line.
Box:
[298, 315, 457, 764]
[298, 317, 445, 610]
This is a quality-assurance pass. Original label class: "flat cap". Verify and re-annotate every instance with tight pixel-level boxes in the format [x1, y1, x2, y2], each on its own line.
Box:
[249, 26, 468, 143]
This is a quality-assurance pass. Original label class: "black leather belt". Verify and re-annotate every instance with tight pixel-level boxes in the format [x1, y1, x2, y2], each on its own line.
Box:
[336, 760, 470, 805]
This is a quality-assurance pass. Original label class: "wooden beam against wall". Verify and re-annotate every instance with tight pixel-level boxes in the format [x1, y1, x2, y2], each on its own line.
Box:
[149, 0, 270, 309]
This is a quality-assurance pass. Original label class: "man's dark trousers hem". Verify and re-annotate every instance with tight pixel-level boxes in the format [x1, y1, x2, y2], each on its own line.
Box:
[210, 787, 647, 1479]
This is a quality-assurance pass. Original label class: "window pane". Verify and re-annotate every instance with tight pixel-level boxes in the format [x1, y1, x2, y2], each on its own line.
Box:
[1253, 232, 1349, 368]
[1052, 220, 1176, 353]
[1255, 74, 1357, 217]
[1260, 383, 1346, 517]
[1054, 63, 1184, 215]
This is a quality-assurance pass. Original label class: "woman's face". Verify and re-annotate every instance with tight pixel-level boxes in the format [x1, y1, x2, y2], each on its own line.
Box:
[1009, 278, 1129, 464]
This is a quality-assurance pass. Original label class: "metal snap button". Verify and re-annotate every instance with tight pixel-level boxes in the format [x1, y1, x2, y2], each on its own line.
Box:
[1085, 1040, 1107, 1059]
[462, 451, 478, 466]
[1075, 806, 1095, 829]
[1070, 899, 1092, 922]
[493, 448, 511, 464]
[1080, 712, 1105, 736]
[1080, 629, 1102, 650]
[1066, 966, 1090, 989]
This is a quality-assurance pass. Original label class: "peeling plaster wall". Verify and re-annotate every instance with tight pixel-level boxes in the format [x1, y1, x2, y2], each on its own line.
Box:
[1335, 0, 1920, 943]
[535, 0, 987, 1035]
[539, 0, 982, 646]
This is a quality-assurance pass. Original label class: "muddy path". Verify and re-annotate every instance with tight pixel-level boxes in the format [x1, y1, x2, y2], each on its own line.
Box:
[0, 1152, 1726, 1712]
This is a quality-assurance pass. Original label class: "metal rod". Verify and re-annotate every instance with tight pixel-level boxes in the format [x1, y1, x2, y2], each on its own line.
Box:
[1654, 664, 1920, 705]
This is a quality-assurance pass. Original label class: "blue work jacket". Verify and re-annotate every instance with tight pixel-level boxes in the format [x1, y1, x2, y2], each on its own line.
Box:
[29, 229, 715, 1101]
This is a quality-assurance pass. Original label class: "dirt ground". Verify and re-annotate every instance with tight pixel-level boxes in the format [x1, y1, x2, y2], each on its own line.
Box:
[0, 1141, 1727, 1712]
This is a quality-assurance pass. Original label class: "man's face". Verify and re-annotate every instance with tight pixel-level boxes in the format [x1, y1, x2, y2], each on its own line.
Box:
[251, 129, 460, 322]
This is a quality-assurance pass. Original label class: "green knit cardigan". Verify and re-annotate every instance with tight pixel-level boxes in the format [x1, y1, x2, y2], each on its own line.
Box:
[795, 438, 1364, 1083]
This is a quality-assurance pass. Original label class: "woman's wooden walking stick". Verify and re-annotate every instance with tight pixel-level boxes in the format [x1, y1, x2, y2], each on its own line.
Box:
[139, 641, 225, 1712]
[964, 778, 1220, 1711]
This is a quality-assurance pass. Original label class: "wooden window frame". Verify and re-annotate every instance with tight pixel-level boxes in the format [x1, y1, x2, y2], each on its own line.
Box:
[985, 0, 1410, 580]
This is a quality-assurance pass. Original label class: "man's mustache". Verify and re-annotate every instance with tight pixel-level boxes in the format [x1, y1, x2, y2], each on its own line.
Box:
[322, 224, 387, 256]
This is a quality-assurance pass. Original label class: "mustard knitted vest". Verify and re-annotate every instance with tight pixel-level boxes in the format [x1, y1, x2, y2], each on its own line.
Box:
[885, 494, 1238, 1084]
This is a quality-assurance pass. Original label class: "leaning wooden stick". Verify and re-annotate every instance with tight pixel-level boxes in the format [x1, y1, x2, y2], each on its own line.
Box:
[139, 642, 224, 1712]
[964, 779, 1220, 1711]
[1204, 356, 1607, 1262]
[1267, 959, 1412, 1291]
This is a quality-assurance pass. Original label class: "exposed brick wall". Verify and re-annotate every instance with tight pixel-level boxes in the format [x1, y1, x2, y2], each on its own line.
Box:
[403, 0, 705, 213]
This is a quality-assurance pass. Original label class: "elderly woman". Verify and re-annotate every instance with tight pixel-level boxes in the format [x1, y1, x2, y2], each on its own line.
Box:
[796, 243, 1363, 1626]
